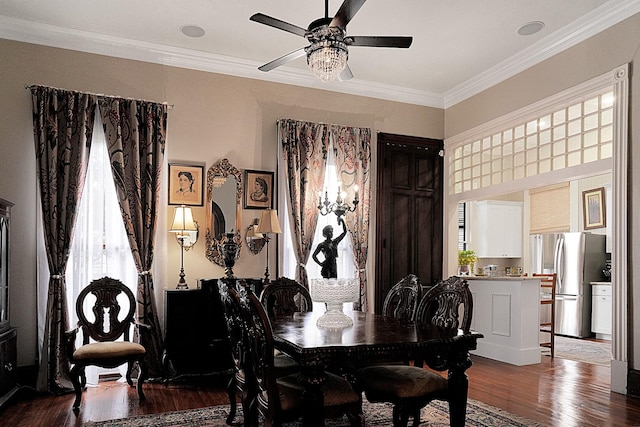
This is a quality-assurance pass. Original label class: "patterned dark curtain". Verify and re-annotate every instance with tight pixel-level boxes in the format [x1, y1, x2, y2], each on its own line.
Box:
[331, 125, 372, 311]
[30, 86, 97, 393]
[97, 97, 167, 378]
[278, 119, 329, 288]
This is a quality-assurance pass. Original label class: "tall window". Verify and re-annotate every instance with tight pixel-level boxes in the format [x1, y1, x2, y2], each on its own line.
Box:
[458, 203, 467, 251]
[281, 147, 357, 286]
[66, 118, 137, 319]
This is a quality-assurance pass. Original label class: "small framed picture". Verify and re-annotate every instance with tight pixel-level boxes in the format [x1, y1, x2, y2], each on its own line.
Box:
[168, 162, 205, 206]
[582, 187, 606, 230]
[244, 170, 274, 209]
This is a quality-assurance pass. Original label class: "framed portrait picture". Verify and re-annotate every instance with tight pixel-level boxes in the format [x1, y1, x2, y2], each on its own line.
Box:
[244, 170, 274, 209]
[582, 187, 606, 230]
[168, 162, 205, 206]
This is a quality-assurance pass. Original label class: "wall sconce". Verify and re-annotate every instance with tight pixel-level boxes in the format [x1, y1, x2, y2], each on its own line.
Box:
[169, 205, 198, 289]
[245, 218, 266, 255]
[256, 209, 282, 284]
[318, 184, 359, 218]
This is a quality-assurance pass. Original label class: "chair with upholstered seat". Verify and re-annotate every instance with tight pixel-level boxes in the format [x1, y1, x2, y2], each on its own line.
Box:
[65, 277, 149, 409]
[239, 285, 363, 427]
[259, 277, 313, 319]
[218, 279, 254, 426]
[382, 274, 424, 323]
[357, 276, 473, 427]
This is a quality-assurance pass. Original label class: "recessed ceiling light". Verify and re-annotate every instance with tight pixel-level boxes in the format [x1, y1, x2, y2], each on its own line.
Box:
[517, 21, 545, 36]
[181, 25, 206, 38]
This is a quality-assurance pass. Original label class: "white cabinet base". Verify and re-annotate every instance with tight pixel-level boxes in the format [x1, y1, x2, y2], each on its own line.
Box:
[467, 277, 541, 366]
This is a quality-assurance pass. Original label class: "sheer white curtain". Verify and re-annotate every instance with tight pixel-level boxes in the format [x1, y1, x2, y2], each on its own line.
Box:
[37, 117, 137, 385]
[281, 142, 357, 309]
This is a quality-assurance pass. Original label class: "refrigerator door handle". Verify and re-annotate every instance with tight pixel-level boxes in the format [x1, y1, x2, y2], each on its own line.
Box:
[554, 236, 564, 292]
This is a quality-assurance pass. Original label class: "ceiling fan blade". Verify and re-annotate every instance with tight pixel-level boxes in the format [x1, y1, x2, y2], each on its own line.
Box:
[348, 36, 413, 48]
[258, 48, 307, 72]
[330, 0, 367, 29]
[250, 13, 307, 37]
[338, 64, 354, 81]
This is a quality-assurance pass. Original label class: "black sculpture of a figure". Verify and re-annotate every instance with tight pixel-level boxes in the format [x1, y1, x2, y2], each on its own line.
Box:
[312, 217, 348, 279]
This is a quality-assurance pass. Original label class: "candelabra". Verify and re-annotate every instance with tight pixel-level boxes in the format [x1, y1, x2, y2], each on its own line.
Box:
[318, 185, 359, 218]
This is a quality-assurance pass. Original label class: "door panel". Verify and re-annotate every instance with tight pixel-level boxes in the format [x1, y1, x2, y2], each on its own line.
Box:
[375, 133, 443, 313]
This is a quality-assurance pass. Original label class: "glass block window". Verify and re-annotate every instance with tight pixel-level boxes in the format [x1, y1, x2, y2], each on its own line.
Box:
[449, 89, 614, 195]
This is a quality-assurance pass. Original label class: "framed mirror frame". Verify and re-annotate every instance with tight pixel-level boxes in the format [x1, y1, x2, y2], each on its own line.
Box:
[205, 158, 243, 266]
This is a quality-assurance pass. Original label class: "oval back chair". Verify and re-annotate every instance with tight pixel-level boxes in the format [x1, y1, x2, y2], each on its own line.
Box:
[66, 277, 149, 409]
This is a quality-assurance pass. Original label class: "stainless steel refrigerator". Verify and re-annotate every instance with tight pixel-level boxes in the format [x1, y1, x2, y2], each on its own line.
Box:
[530, 232, 606, 338]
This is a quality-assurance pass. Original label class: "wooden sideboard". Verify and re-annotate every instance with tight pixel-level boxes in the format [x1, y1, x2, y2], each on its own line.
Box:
[0, 198, 18, 409]
[162, 277, 263, 383]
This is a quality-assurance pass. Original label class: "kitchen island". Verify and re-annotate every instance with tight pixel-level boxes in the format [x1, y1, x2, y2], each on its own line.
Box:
[465, 276, 541, 365]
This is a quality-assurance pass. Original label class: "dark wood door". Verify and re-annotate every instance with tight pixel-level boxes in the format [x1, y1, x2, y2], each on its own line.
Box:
[375, 133, 444, 313]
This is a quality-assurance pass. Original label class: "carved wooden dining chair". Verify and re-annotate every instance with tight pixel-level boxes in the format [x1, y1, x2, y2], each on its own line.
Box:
[238, 284, 364, 427]
[65, 277, 149, 409]
[357, 276, 473, 427]
[258, 277, 310, 376]
[382, 274, 424, 323]
[218, 279, 254, 426]
[258, 276, 313, 319]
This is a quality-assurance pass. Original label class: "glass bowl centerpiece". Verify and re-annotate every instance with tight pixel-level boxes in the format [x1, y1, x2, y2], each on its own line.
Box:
[309, 278, 359, 328]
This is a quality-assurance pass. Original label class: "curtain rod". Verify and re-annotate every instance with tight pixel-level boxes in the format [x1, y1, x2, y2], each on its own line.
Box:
[25, 84, 174, 109]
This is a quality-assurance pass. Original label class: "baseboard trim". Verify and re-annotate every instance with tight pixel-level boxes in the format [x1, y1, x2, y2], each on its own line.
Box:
[628, 368, 640, 397]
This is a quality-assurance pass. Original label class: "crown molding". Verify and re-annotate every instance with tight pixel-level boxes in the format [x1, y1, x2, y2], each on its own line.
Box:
[0, 15, 444, 108]
[443, 0, 640, 108]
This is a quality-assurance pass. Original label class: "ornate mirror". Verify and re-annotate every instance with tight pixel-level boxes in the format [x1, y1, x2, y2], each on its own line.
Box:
[205, 158, 242, 266]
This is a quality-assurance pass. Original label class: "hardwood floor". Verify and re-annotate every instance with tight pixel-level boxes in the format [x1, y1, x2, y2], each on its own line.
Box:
[3, 355, 640, 426]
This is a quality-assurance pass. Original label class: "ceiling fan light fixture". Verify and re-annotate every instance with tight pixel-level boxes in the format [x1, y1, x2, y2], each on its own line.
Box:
[306, 40, 348, 83]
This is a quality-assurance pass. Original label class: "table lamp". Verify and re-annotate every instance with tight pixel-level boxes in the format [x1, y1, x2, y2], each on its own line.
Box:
[256, 208, 282, 284]
[170, 205, 198, 289]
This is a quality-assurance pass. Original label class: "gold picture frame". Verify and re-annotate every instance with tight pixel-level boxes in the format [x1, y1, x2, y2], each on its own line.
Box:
[168, 162, 205, 206]
[582, 187, 606, 230]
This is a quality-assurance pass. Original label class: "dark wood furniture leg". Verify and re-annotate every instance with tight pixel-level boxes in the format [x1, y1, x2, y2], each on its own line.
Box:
[447, 350, 472, 427]
[300, 366, 327, 427]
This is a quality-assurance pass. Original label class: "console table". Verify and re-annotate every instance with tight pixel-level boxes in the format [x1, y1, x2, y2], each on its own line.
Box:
[162, 277, 263, 383]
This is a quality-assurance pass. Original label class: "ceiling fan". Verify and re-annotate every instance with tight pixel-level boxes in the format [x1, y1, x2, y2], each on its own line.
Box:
[250, 0, 413, 82]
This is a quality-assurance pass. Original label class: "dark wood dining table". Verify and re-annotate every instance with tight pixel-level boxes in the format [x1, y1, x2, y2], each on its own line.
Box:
[271, 310, 483, 427]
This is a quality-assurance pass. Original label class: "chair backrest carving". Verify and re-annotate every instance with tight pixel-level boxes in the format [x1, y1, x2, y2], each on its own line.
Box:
[382, 274, 424, 323]
[259, 277, 312, 319]
[218, 280, 248, 374]
[76, 277, 136, 344]
[415, 276, 472, 332]
[237, 284, 279, 420]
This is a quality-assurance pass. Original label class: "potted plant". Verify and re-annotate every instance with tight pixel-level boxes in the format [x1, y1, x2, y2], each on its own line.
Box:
[458, 249, 477, 275]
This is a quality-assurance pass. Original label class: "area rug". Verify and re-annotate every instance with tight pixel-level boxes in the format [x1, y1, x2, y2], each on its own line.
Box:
[83, 398, 542, 426]
[552, 336, 611, 366]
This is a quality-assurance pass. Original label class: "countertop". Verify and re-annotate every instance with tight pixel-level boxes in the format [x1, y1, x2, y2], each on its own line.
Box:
[462, 275, 540, 281]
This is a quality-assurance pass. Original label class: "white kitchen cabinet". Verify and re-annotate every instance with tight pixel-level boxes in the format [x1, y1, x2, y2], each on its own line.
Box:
[591, 283, 612, 339]
[473, 200, 523, 258]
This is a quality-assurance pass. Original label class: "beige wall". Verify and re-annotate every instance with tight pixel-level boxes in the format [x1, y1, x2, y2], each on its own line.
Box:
[445, 14, 640, 369]
[0, 38, 443, 366]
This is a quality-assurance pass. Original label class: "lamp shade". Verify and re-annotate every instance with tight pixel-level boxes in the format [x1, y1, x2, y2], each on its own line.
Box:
[170, 205, 197, 232]
[257, 209, 282, 234]
[246, 224, 264, 239]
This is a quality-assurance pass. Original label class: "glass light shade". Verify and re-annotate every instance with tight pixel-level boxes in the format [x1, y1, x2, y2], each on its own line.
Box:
[309, 278, 359, 328]
[307, 41, 348, 83]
